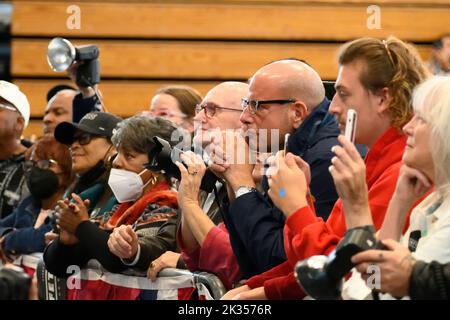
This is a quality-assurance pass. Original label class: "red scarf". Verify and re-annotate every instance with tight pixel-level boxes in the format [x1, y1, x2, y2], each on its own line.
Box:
[105, 182, 178, 230]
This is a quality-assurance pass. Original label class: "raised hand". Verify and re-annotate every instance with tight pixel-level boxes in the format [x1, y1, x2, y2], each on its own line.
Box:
[329, 135, 372, 228]
[267, 151, 309, 217]
[175, 151, 207, 209]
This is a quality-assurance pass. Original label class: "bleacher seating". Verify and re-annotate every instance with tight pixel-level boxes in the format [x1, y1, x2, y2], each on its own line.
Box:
[9, 0, 449, 138]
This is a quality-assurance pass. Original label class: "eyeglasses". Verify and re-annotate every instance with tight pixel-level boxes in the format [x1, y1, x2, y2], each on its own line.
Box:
[195, 102, 242, 118]
[72, 132, 102, 146]
[241, 98, 296, 115]
[23, 159, 59, 172]
[0, 103, 18, 112]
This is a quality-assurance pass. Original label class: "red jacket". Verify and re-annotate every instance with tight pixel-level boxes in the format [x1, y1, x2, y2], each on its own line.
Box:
[178, 223, 241, 290]
[246, 127, 410, 299]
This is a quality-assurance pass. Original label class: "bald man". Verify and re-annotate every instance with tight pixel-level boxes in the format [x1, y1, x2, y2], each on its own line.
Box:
[193, 81, 249, 149]
[213, 59, 366, 278]
[43, 89, 77, 135]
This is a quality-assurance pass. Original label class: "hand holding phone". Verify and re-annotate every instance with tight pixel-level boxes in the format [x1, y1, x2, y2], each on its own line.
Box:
[344, 109, 357, 143]
[284, 133, 290, 155]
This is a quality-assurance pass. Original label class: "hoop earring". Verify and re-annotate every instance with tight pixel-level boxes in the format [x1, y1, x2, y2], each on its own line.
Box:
[149, 175, 158, 186]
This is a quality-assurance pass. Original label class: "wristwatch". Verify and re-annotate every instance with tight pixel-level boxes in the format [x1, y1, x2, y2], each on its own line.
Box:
[234, 186, 257, 199]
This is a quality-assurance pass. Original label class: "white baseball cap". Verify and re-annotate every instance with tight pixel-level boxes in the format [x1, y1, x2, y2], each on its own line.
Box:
[0, 80, 30, 128]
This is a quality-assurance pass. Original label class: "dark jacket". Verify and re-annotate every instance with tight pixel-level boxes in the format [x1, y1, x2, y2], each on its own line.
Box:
[43, 182, 118, 277]
[410, 260, 450, 300]
[44, 182, 178, 277]
[0, 196, 52, 255]
[0, 153, 28, 219]
[225, 99, 367, 278]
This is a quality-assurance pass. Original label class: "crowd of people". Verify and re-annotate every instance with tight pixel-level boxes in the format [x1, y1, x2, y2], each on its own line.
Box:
[0, 34, 450, 300]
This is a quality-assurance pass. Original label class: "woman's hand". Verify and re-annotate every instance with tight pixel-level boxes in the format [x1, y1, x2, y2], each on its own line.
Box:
[221, 285, 251, 300]
[34, 209, 51, 229]
[392, 164, 432, 206]
[329, 135, 372, 228]
[44, 231, 58, 245]
[231, 286, 267, 300]
[56, 194, 90, 234]
[175, 151, 207, 209]
[267, 151, 309, 217]
[107, 225, 139, 259]
[351, 239, 416, 298]
[58, 229, 79, 245]
[147, 251, 181, 281]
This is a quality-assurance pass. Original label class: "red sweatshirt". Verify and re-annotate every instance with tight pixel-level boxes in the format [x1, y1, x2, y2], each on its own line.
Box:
[246, 127, 410, 299]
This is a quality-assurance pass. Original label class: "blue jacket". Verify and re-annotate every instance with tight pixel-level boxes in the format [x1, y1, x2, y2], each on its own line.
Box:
[225, 98, 367, 278]
[0, 196, 52, 254]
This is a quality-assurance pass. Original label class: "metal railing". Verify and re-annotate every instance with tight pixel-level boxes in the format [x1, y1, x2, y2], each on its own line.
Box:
[33, 257, 226, 300]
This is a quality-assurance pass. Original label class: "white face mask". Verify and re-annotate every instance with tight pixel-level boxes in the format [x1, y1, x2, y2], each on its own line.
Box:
[108, 168, 151, 203]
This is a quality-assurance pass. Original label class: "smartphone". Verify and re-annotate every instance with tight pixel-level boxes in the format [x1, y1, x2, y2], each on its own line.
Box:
[284, 133, 290, 155]
[344, 109, 357, 143]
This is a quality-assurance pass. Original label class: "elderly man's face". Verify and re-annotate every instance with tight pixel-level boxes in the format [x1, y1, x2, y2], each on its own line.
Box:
[0, 98, 22, 140]
[193, 88, 243, 148]
[43, 90, 76, 135]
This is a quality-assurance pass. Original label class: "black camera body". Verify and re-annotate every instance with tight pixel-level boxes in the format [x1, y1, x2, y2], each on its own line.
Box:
[75, 45, 100, 87]
[295, 225, 385, 300]
[146, 136, 218, 192]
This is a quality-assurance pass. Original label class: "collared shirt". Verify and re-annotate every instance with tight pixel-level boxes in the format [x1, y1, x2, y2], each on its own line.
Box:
[404, 192, 450, 263]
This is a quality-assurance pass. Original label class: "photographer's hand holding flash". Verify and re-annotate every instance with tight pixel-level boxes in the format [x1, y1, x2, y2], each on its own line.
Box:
[67, 61, 97, 99]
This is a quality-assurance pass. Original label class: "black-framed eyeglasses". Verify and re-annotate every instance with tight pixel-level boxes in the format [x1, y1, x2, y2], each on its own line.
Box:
[241, 98, 296, 115]
[23, 159, 59, 172]
[195, 102, 242, 118]
[72, 132, 102, 146]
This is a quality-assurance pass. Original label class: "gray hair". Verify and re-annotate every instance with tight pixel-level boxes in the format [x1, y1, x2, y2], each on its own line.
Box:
[111, 115, 178, 154]
[413, 76, 450, 196]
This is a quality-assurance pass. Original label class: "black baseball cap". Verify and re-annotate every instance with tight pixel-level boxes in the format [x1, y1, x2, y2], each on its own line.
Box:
[54, 111, 123, 145]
